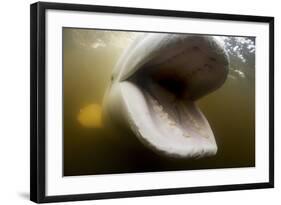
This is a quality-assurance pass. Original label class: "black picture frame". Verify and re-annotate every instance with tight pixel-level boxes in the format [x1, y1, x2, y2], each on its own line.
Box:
[30, 1, 274, 203]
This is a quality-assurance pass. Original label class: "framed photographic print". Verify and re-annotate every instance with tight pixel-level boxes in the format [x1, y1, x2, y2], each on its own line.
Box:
[30, 1, 274, 203]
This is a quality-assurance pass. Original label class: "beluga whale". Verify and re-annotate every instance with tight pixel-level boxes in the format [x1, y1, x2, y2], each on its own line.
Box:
[103, 33, 229, 158]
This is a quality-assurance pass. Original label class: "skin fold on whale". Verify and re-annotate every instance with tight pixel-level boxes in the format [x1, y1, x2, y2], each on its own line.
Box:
[103, 33, 229, 158]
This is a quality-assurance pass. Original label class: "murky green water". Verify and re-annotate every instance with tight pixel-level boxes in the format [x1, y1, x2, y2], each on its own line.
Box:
[63, 28, 255, 176]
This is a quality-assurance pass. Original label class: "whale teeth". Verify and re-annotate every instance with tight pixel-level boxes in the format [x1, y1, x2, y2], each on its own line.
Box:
[152, 97, 178, 128]
[168, 120, 176, 126]
[154, 104, 163, 112]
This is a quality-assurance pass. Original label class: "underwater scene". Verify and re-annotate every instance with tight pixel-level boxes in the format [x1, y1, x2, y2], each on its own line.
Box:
[63, 28, 255, 176]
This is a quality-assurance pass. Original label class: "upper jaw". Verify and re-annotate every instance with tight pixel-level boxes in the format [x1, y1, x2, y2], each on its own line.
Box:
[127, 35, 229, 101]
[117, 34, 229, 84]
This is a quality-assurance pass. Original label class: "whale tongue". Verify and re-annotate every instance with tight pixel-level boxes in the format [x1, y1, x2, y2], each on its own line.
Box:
[120, 81, 217, 158]
[145, 81, 210, 140]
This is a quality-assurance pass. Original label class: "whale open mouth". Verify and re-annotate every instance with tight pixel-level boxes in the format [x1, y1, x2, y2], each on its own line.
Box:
[106, 34, 229, 158]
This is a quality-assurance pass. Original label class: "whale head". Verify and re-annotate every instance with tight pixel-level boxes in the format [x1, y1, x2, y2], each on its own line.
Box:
[103, 33, 229, 158]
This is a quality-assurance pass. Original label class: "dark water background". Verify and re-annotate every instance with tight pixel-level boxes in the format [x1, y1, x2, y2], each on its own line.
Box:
[63, 28, 255, 176]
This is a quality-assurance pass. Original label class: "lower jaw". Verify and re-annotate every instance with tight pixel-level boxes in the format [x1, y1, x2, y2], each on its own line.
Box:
[117, 81, 217, 158]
